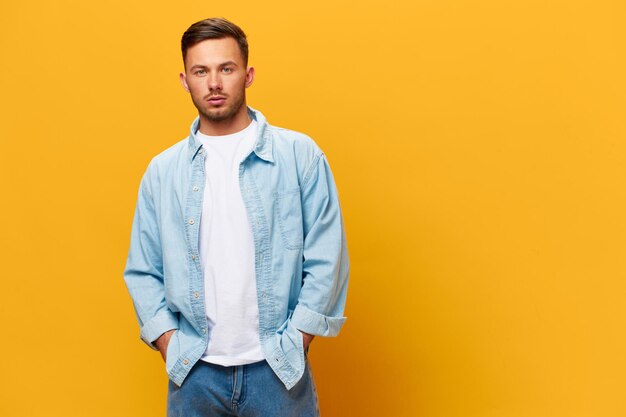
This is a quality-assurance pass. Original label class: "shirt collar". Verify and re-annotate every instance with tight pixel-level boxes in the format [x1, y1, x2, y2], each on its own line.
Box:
[188, 106, 274, 163]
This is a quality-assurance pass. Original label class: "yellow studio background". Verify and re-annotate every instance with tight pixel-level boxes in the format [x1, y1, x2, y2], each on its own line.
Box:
[0, 1, 625, 416]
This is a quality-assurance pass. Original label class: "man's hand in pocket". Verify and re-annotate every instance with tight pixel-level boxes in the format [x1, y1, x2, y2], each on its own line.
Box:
[155, 329, 177, 362]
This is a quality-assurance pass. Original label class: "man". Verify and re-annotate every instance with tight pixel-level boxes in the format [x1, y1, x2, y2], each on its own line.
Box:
[124, 17, 349, 416]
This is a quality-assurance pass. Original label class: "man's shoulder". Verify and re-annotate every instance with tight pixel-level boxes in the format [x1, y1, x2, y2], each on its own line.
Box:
[267, 123, 323, 163]
[135, 137, 190, 193]
[151, 137, 189, 164]
[144, 137, 189, 174]
[269, 124, 319, 148]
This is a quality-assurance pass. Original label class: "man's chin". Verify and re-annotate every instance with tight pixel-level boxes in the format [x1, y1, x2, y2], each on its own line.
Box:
[201, 105, 242, 122]
[203, 109, 232, 122]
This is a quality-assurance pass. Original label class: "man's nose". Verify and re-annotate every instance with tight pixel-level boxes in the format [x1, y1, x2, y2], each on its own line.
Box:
[208, 73, 222, 91]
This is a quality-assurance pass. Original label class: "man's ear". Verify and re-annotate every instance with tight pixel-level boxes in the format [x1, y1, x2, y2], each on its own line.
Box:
[179, 72, 190, 92]
[245, 66, 255, 88]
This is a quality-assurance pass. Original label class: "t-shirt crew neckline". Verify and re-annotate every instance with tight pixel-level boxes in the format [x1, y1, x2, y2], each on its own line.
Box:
[195, 119, 257, 142]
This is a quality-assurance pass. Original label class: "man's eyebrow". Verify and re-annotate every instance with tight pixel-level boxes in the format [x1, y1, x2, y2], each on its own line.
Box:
[189, 61, 239, 70]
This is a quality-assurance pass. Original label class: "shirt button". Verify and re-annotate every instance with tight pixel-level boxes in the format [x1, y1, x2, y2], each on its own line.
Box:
[202, 328, 206, 334]
[198, 149, 203, 154]
[183, 359, 190, 365]
[192, 186, 199, 192]
[188, 219, 195, 225]
[194, 292, 199, 299]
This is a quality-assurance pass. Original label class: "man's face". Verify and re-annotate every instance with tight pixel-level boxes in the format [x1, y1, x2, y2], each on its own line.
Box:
[180, 37, 254, 124]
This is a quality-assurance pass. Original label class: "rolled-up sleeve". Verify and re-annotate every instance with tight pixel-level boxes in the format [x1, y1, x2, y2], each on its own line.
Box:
[123, 166, 179, 350]
[291, 153, 350, 337]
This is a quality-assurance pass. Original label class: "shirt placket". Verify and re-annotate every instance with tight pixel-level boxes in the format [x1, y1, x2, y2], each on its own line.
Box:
[186, 147, 209, 338]
[239, 158, 274, 338]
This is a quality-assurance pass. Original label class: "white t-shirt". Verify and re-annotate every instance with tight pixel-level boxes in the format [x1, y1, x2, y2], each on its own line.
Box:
[195, 120, 264, 366]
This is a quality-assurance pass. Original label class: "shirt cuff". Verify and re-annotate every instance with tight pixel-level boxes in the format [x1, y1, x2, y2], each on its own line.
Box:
[139, 310, 180, 350]
[291, 304, 346, 337]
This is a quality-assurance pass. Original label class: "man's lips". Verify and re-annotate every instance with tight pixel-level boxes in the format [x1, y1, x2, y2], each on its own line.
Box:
[206, 96, 226, 105]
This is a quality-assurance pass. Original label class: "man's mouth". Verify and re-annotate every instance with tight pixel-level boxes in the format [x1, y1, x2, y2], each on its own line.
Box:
[207, 96, 226, 105]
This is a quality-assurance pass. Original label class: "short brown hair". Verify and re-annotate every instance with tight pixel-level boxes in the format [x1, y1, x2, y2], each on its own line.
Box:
[181, 17, 249, 66]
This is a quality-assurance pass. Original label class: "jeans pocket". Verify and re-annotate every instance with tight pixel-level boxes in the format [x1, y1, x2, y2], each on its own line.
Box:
[165, 330, 180, 372]
[279, 319, 305, 371]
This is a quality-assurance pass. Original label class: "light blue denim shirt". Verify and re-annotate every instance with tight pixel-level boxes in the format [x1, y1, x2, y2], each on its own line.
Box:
[124, 107, 349, 389]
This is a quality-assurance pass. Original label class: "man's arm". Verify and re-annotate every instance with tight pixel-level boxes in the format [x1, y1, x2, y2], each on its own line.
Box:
[292, 153, 350, 341]
[124, 167, 179, 351]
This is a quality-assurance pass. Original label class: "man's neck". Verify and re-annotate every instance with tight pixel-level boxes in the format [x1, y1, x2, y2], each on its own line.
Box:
[198, 106, 252, 136]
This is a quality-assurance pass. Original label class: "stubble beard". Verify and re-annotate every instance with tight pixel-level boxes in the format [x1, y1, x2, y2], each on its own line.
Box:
[195, 92, 246, 123]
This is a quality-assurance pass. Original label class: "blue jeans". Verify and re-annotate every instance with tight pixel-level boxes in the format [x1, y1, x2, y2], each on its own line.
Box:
[167, 359, 320, 416]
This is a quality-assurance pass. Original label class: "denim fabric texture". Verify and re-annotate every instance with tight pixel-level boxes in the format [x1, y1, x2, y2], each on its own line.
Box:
[166, 359, 320, 417]
[124, 107, 350, 389]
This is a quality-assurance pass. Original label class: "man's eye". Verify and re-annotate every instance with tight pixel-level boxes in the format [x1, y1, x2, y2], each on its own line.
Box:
[222, 67, 233, 73]
[195, 69, 206, 75]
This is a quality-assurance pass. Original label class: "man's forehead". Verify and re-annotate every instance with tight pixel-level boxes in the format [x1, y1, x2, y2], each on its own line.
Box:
[185, 38, 244, 66]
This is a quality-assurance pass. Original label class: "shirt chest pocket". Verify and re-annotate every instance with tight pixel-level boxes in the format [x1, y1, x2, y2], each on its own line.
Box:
[274, 188, 304, 250]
